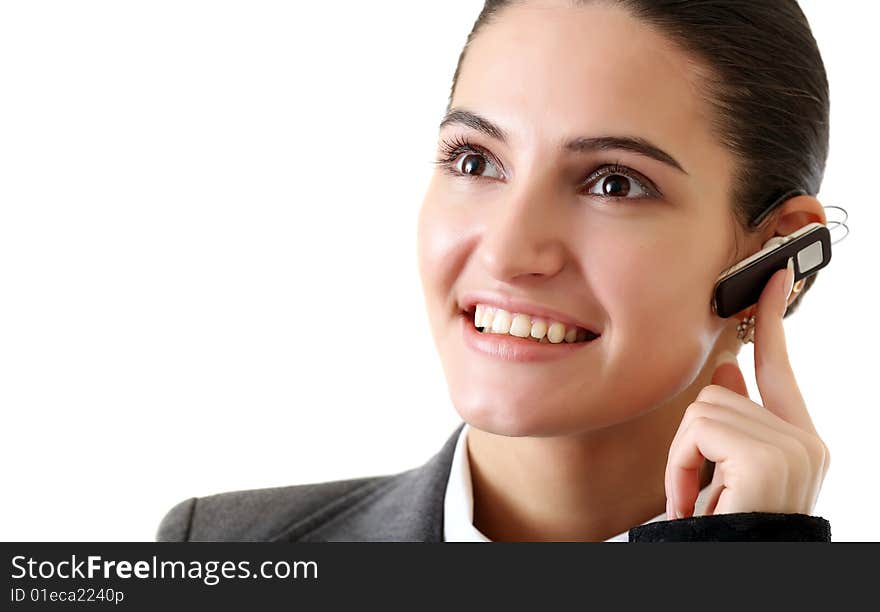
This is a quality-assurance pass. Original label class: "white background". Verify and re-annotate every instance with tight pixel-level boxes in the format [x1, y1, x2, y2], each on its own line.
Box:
[0, 1, 876, 542]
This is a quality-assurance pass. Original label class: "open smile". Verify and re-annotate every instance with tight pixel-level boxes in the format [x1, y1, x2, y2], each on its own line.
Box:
[459, 307, 600, 363]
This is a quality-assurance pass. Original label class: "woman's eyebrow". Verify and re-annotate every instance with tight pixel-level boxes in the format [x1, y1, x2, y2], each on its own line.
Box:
[439, 108, 688, 175]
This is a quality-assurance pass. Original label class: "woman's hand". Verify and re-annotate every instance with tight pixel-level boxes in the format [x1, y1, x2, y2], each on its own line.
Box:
[665, 259, 831, 520]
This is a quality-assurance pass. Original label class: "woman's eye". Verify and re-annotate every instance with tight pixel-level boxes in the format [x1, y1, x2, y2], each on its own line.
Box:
[450, 151, 503, 179]
[434, 139, 661, 200]
[584, 170, 652, 199]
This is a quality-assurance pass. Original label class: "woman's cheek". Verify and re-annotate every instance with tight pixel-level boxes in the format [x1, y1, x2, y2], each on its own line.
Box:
[417, 197, 454, 289]
[594, 242, 711, 395]
[416, 191, 478, 320]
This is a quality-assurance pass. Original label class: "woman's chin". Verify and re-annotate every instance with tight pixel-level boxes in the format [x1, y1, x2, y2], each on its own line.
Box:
[450, 382, 645, 437]
[452, 395, 580, 438]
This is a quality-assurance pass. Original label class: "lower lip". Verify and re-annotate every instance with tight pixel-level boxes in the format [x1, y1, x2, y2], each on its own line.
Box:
[459, 312, 599, 363]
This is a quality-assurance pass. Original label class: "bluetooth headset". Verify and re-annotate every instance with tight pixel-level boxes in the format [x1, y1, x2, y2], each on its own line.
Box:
[711, 189, 848, 319]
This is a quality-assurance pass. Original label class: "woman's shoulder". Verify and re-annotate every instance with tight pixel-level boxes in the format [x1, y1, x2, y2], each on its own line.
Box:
[154, 423, 471, 542]
[156, 474, 393, 542]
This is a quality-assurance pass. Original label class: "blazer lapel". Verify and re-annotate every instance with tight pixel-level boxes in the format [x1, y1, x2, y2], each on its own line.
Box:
[294, 421, 465, 542]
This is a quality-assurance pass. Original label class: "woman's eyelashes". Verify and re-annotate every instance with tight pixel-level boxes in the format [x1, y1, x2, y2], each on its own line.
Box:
[433, 134, 506, 180]
[583, 163, 661, 200]
[432, 135, 663, 200]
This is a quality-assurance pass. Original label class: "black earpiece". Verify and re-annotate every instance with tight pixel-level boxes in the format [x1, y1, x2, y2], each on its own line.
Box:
[712, 222, 832, 318]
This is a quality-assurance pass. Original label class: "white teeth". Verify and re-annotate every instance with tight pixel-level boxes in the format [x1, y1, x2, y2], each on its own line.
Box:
[547, 322, 566, 344]
[509, 314, 532, 338]
[490, 310, 512, 334]
[529, 320, 547, 340]
[479, 307, 493, 329]
[469, 304, 595, 345]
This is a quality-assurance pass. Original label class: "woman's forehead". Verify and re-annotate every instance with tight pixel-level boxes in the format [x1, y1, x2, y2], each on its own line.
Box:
[452, 2, 716, 165]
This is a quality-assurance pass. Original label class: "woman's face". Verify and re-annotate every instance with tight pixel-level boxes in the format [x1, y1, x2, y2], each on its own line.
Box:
[417, 1, 753, 437]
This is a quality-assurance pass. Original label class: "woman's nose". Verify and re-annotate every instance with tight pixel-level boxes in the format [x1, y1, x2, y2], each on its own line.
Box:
[477, 186, 568, 282]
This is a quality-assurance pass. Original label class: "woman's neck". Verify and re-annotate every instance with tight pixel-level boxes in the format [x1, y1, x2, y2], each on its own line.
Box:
[466, 376, 716, 542]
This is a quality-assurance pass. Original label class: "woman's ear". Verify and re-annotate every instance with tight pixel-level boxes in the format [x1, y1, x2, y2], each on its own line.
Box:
[765, 194, 828, 240]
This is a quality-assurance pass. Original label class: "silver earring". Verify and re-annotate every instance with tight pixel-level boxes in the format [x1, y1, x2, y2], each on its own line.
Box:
[736, 313, 755, 344]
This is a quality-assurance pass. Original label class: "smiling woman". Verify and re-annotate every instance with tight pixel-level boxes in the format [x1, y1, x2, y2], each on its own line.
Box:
[157, 0, 834, 542]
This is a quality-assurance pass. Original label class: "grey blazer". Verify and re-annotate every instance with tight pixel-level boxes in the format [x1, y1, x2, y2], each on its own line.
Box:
[156, 421, 832, 542]
[156, 423, 464, 542]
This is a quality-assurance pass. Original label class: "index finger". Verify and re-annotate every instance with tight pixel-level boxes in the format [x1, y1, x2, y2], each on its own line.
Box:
[753, 256, 817, 434]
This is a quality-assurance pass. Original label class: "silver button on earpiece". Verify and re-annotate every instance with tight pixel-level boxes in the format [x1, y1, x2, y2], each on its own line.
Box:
[762, 236, 788, 250]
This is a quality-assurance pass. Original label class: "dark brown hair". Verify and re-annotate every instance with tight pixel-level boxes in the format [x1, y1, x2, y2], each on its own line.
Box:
[447, 0, 830, 318]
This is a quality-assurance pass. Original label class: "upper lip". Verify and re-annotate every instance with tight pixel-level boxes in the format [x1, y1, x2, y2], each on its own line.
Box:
[458, 291, 602, 334]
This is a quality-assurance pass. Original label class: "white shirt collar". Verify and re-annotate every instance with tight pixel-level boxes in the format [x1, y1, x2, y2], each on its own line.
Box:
[443, 422, 714, 542]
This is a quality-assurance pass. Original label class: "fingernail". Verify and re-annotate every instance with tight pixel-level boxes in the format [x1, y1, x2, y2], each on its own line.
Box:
[783, 257, 795, 304]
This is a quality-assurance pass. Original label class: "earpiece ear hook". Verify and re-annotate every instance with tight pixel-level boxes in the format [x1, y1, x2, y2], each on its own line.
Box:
[749, 188, 807, 228]
[750, 192, 850, 246]
[822, 204, 849, 246]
